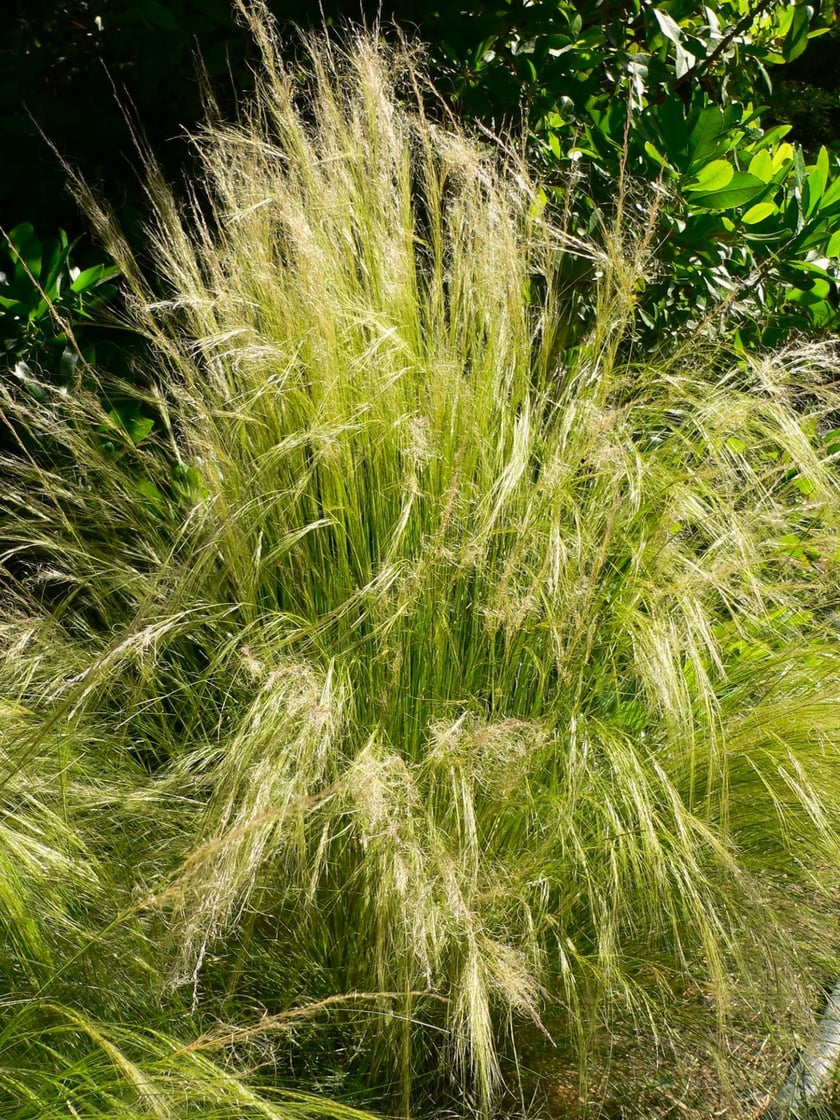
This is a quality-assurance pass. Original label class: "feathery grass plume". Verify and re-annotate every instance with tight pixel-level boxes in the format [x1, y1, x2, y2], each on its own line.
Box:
[3, 5, 840, 1116]
[0, 1000, 388, 1120]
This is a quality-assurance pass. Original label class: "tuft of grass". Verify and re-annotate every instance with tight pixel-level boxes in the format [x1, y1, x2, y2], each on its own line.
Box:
[3, 6, 840, 1116]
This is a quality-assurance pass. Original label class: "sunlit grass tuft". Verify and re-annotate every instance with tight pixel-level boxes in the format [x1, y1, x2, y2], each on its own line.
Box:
[2, 6, 840, 1116]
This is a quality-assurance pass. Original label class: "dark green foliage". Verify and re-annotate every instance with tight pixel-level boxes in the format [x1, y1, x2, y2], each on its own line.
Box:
[0, 222, 118, 390]
[4, 2, 840, 351]
[0, 1, 246, 232]
[768, 19, 840, 156]
[417, 0, 840, 345]
[0, 0, 420, 231]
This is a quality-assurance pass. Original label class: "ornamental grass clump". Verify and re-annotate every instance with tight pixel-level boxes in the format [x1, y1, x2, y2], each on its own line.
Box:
[2, 7, 840, 1117]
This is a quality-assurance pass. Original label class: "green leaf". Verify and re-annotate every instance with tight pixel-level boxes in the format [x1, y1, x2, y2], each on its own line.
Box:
[756, 125, 793, 150]
[815, 145, 829, 182]
[653, 8, 683, 44]
[804, 146, 830, 216]
[39, 234, 73, 301]
[28, 295, 54, 323]
[172, 464, 205, 499]
[129, 416, 155, 444]
[782, 3, 811, 63]
[686, 107, 727, 172]
[772, 143, 795, 173]
[70, 264, 119, 293]
[794, 145, 807, 190]
[684, 159, 734, 193]
[105, 407, 155, 446]
[674, 41, 695, 80]
[7, 222, 34, 246]
[827, 230, 840, 258]
[820, 175, 840, 209]
[654, 96, 688, 159]
[687, 172, 767, 211]
[8, 223, 42, 280]
[742, 201, 776, 225]
[747, 150, 774, 183]
[644, 140, 672, 170]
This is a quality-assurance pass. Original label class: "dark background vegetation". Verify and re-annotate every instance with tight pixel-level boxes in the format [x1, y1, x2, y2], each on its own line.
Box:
[0, 0, 449, 235]
[3, 0, 838, 235]
[2, 1, 839, 402]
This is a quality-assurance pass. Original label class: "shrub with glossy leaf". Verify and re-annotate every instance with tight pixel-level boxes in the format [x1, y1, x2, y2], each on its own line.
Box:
[3, 10, 840, 1118]
[0, 222, 118, 387]
[431, 0, 840, 346]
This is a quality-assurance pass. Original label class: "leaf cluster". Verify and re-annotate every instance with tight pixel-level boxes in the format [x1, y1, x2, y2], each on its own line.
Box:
[0, 222, 118, 389]
[425, 0, 840, 345]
